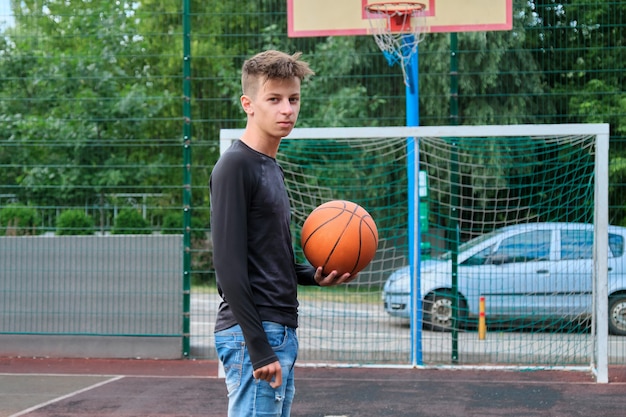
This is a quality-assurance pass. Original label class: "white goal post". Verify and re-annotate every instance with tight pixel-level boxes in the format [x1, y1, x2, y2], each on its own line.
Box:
[219, 123, 611, 382]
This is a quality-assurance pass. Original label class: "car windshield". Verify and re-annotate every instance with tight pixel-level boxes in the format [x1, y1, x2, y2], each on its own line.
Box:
[438, 231, 498, 261]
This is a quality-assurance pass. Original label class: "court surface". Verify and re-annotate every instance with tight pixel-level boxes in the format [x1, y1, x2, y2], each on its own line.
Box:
[1, 357, 625, 417]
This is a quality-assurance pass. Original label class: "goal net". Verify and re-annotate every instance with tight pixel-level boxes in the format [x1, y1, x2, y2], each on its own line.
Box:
[219, 124, 610, 381]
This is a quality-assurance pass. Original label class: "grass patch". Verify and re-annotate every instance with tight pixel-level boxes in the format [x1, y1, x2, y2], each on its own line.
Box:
[298, 285, 382, 304]
[192, 282, 382, 304]
[192, 283, 218, 294]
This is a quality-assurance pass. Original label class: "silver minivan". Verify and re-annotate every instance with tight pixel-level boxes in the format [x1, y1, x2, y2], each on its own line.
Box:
[382, 222, 626, 335]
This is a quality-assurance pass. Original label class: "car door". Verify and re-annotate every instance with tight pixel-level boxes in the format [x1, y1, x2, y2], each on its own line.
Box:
[556, 228, 626, 317]
[553, 228, 594, 316]
[462, 228, 554, 317]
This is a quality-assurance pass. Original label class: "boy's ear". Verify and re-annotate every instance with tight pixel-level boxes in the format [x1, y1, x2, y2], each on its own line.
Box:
[240, 95, 254, 115]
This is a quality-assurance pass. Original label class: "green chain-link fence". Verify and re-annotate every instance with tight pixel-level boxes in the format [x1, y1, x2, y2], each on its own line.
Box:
[1, 0, 624, 370]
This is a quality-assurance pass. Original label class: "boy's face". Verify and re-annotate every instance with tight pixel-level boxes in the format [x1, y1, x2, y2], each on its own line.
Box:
[241, 76, 302, 141]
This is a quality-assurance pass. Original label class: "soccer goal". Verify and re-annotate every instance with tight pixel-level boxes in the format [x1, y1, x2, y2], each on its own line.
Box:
[219, 123, 611, 382]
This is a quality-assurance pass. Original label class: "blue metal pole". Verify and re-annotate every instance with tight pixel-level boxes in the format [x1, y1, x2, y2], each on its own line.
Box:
[404, 35, 422, 366]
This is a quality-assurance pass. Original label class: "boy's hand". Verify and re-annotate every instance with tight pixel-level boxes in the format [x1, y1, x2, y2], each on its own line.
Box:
[314, 267, 357, 286]
[253, 360, 283, 388]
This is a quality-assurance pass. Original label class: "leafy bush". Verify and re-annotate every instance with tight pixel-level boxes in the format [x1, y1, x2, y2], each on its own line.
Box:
[0, 205, 41, 236]
[162, 212, 206, 240]
[162, 212, 183, 234]
[112, 208, 151, 234]
[56, 209, 95, 235]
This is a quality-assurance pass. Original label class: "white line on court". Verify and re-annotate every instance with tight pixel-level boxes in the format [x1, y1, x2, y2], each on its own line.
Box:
[0, 372, 217, 379]
[8, 375, 124, 417]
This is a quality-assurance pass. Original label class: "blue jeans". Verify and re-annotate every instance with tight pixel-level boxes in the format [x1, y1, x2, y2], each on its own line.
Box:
[215, 322, 298, 417]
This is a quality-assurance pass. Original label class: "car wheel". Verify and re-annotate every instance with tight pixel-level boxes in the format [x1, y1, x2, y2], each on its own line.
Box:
[423, 291, 467, 332]
[609, 295, 626, 336]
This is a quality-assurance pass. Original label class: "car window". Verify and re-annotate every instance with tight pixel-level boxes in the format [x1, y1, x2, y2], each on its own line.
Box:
[462, 244, 496, 266]
[609, 233, 624, 258]
[560, 230, 624, 259]
[488, 230, 551, 264]
[439, 231, 497, 261]
[561, 229, 593, 260]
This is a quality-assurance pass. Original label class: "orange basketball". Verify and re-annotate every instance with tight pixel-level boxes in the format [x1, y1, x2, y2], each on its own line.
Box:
[301, 200, 378, 276]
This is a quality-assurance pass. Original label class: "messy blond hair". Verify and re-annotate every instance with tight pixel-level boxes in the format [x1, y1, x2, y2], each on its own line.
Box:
[241, 50, 315, 97]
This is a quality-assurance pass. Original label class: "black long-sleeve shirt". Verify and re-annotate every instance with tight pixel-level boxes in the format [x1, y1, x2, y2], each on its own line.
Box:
[210, 140, 318, 370]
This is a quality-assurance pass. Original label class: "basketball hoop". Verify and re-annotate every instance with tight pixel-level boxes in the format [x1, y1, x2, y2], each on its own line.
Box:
[364, 2, 427, 86]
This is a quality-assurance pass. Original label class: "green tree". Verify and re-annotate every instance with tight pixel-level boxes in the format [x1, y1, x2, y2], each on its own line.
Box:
[2, 0, 624, 228]
[526, 1, 624, 126]
[525, 0, 626, 223]
[0, 0, 174, 225]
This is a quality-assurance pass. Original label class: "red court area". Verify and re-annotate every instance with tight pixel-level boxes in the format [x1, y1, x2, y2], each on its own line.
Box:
[1, 357, 626, 417]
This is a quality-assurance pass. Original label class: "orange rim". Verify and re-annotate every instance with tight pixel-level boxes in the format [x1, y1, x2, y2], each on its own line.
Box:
[364, 1, 425, 16]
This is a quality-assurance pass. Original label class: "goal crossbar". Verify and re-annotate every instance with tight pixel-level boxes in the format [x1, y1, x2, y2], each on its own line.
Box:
[220, 123, 609, 140]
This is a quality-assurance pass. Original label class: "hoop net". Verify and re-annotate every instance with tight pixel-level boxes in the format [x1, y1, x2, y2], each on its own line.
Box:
[365, 2, 427, 85]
